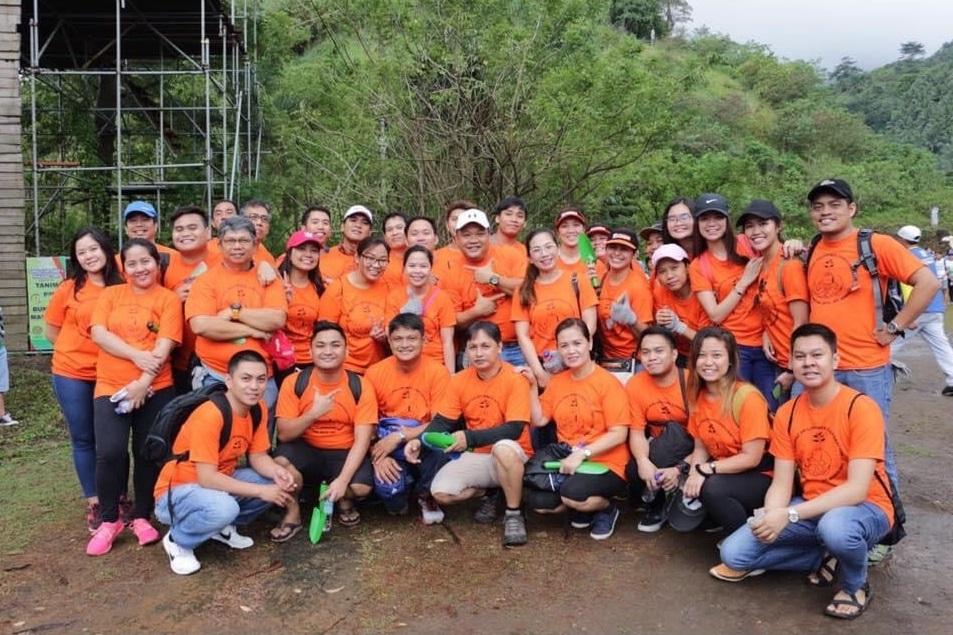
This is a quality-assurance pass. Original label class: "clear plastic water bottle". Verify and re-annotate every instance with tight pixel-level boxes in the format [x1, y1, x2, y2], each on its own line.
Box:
[322, 498, 334, 532]
[542, 350, 563, 374]
[642, 471, 663, 503]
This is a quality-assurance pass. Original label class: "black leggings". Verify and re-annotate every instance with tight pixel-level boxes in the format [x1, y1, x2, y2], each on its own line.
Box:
[699, 471, 772, 534]
[93, 387, 174, 523]
[527, 471, 626, 511]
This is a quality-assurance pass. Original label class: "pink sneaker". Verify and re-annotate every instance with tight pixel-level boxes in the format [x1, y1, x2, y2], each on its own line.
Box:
[130, 518, 161, 546]
[86, 520, 125, 556]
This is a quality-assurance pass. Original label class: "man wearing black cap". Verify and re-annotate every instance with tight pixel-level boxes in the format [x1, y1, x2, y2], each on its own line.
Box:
[804, 178, 939, 561]
[639, 222, 664, 272]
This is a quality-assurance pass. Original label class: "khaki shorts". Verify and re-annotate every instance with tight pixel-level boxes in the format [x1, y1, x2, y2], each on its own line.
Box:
[430, 439, 528, 497]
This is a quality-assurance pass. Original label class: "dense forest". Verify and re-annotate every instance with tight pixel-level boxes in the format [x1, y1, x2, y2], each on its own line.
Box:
[25, 0, 953, 252]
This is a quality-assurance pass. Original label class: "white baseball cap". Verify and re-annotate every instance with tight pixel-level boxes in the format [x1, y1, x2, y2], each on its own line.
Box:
[896, 225, 921, 243]
[455, 208, 490, 231]
[344, 205, 373, 222]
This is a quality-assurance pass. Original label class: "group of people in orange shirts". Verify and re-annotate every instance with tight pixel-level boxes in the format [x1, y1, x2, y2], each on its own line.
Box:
[43, 179, 943, 619]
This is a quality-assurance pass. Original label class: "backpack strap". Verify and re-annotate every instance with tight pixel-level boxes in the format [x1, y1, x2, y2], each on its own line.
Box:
[208, 391, 234, 452]
[158, 251, 171, 285]
[346, 369, 362, 403]
[855, 229, 886, 328]
[296, 365, 362, 404]
[294, 366, 314, 398]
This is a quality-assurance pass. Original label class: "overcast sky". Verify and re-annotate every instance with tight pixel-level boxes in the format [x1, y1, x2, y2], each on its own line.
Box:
[689, 0, 953, 71]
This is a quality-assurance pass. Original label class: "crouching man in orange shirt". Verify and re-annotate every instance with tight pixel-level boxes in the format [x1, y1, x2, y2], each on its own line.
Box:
[713, 324, 896, 621]
[154, 351, 298, 575]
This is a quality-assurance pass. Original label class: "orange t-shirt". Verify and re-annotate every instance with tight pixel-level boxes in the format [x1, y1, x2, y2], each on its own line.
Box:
[381, 250, 406, 291]
[757, 251, 809, 369]
[556, 254, 607, 281]
[687, 381, 771, 460]
[253, 243, 276, 267]
[652, 283, 705, 358]
[807, 230, 924, 370]
[275, 370, 377, 449]
[689, 252, 763, 346]
[320, 246, 357, 284]
[773, 387, 893, 524]
[184, 263, 289, 375]
[384, 286, 457, 365]
[597, 271, 654, 359]
[364, 356, 451, 422]
[317, 276, 389, 373]
[162, 251, 221, 372]
[285, 282, 322, 365]
[540, 365, 631, 479]
[90, 283, 183, 398]
[626, 368, 690, 439]
[433, 363, 532, 455]
[45, 279, 108, 380]
[510, 271, 598, 356]
[153, 398, 271, 499]
[437, 244, 525, 343]
[432, 246, 461, 285]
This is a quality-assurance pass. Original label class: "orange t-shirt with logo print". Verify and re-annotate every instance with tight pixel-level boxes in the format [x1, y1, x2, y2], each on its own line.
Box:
[184, 263, 288, 375]
[773, 387, 893, 524]
[317, 276, 389, 373]
[756, 251, 809, 370]
[275, 369, 377, 450]
[364, 355, 451, 422]
[45, 279, 109, 381]
[153, 398, 271, 499]
[320, 246, 357, 283]
[433, 363, 532, 455]
[807, 230, 923, 370]
[510, 271, 598, 356]
[540, 365, 631, 479]
[626, 368, 690, 439]
[652, 283, 706, 358]
[162, 250, 222, 372]
[687, 381, 771, 460]
[597, 271, 654, 359]
[284, 282, 322, 365]
[689, 252, 763, 347]
[90, 283, 183, 398]
[384, 286, 457, 365]
[437, 244, 525, 343]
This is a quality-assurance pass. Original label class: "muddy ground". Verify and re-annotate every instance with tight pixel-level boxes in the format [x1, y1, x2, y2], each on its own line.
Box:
[1, 338, 951, 635]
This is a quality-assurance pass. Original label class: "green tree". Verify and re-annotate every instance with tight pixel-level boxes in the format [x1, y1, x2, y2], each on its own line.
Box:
[900, 41, 926, 61]
[610, 0, 668, 40]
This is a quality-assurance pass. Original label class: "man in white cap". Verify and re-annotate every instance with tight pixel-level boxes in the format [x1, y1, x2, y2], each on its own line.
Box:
[436, 208, 527, 367]
[894, 225, 953, 396]
[322, 205, 373, 283]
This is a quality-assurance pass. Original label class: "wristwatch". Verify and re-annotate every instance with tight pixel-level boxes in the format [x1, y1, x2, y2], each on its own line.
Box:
[397, 429, 407, 443]
[488, 273, 501, 286]
[582, 448, 592, 459]
[787, 507, 800, 523]
[886, 321, 904, 336]
[230, 303, 241, 321]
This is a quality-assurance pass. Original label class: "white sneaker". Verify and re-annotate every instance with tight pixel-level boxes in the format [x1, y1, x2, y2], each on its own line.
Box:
[419, 493, 445, 525]
[0, 413, 18, 426]
[162, 532, 201, 575]
[210, 524, 254, 549]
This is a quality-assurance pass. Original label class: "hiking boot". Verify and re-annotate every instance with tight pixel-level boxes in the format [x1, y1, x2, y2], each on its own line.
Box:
[474, 489, 500, 524]
[590, 504, 620, 540]
[130, 518, 161, 546]
[210, 524, 254, 549]
[86, 520, 125, 556]
[162, 532, 201, 575]
[637, 506, 668, 533]
[86, 503, 102, 534]
[419, 493, 445, 525]
[867, 543, 893, 566]
[569, 510, 594, 529]
[502, 509, 527, 547]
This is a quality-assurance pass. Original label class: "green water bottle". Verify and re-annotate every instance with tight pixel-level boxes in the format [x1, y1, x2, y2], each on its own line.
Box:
[577, 234, 599, 289]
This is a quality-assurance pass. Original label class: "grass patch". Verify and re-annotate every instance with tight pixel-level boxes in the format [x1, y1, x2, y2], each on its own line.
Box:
[0, 355, 78, 553]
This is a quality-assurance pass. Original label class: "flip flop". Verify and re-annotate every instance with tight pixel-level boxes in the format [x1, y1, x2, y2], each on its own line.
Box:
[338, 504, 361, 527]
[270, 521, 302, 543]
[807, 553, 839, 587]
[824, 583, 873, 620]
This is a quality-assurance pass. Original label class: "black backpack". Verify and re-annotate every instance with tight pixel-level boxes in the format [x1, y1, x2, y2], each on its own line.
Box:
[143, 382, 263, 465]
[292, 366, 363, 403]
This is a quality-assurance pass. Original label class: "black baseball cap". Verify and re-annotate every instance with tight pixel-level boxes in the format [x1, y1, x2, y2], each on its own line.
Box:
[736, 199, 781, 226]
[694, 193, 729, 217]
[807, 178, 854, 203]
[638, 221, 663, 241]
[605, 228, 639, 251]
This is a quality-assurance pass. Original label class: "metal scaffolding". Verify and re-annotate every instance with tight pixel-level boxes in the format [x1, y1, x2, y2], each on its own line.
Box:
[21, 0, 262, 254]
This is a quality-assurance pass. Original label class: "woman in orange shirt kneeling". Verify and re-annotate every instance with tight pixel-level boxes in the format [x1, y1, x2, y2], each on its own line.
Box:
[681, 327, 773, 539]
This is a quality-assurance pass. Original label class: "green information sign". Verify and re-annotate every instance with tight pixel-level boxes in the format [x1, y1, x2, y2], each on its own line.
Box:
[26, 257, 68, 351]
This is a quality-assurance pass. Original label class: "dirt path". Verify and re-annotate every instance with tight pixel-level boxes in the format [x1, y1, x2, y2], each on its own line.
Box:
[1, 338, 951, 635]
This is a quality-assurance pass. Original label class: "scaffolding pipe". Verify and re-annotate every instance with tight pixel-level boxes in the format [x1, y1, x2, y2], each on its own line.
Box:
[229, 89, 243, 201]
[30, 1, 40, 255]
[115, 0, 124, 249]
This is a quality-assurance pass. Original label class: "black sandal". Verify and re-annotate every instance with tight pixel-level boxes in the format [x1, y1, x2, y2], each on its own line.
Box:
[824, 582, 872, 620]
[807, 553, 839, 587]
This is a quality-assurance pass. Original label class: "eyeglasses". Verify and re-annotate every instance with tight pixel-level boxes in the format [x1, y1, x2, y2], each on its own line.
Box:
[244, 213, 270, 223]
[529, 243, 558, 257]
[361, 255, 389, 268]
[666, 213, 692, 224]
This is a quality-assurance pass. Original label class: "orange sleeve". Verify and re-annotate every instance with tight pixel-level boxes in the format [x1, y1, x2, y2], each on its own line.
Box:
[183, 265, 220, 321]
[688, 258, 714, 293]
[317, 279, 344, 322]
[780, 257, 810, 304]
[770, 400, 795, 461]
[275, 371, 303, 421]
[354, 376, 379, 426]
[248, 403, 272, 454]
[434, 371, 465, 420]
[736, 387, 771, 444]
[44, 280, 72, 327]
[578, 275, 598, 310]
[502, 369, 531, 423]
[846, 395, 885, 461]
[625, 374, 648, 431]
[158, 288, 184, 345]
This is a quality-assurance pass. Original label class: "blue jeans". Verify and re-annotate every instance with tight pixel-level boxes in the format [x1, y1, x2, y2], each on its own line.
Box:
[738, 345, 779, 411]
[52, 374, 98, 498]
[720, 498, 890, 593]
[834, 366, 898, 489]
[500, 341, 527, 367]
[154, 468, 275, 550]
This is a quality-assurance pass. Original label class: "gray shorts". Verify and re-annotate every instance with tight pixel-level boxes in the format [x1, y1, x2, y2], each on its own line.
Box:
[430, 439, 528, 496]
